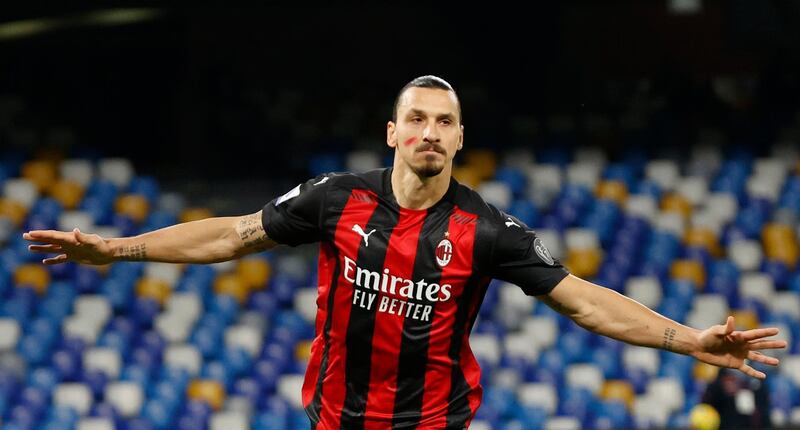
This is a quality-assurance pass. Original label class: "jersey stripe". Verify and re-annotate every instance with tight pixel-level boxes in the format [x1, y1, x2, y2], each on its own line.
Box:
[313, 189, 380, 429]
[419, 207, 477, 428]
[363, 208, 427, 430]
[340, 200, 399, 429]
[391, 205, 452, 428]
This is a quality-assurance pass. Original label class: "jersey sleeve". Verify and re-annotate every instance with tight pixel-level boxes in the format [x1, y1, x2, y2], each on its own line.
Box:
[486, 212, 569, 296]
[261, 173, 332, 247]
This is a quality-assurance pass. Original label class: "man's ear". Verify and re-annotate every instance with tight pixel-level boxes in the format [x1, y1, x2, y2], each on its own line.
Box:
[457, 124, 464, 150]
[387, 121, 397, 149]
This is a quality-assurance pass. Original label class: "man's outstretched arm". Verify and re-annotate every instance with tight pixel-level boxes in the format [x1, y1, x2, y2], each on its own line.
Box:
[23, 210, 277, 265]
[540, 274, 788, 380]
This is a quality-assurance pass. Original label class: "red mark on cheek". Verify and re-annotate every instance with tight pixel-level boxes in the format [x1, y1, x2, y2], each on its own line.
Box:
[403, 137, 417, 147]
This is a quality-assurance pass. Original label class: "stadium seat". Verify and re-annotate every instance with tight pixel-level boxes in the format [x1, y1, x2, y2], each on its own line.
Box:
[188, 379, 226, 411]
[646, 160, 680, 192]
[622, 346, 660, 376]
[599, 380, 635, 408]
[98, 158, 134, 189]
[565, 363, 604, 394]
[517, 382, 557, 415]
[53, 383, 93, 416]
[625, 276, 662, 309]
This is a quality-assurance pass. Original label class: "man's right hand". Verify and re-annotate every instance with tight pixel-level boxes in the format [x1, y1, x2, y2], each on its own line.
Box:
[23, 228, 114, 266]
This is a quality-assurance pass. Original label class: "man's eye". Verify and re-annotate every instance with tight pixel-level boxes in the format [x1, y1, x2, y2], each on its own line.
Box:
[411, 117, 423, 123]
[440, 120, 452, 126]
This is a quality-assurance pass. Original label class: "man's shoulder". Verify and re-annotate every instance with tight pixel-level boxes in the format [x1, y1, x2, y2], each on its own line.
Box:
[452, 181, 505, 221]
[314, 168, 387, 191]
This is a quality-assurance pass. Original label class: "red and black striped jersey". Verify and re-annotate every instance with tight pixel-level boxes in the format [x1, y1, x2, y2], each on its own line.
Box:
[262, 168, 569, 430]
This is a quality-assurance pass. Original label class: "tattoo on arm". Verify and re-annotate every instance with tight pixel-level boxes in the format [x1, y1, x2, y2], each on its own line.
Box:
[663, 327, 677, 351]
[115, 243, 147, 261]
[236, 213, 270, 250]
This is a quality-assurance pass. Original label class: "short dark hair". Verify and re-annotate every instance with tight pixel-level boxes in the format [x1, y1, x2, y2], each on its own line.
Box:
[392, 75, 461, 123]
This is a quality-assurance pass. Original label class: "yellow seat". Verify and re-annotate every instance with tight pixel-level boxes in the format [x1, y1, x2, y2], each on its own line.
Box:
[661, 193, 692, 219]
[463, 149, 497, 181]
[180, 208, 214, 224]
[187, 380, 226, 411]
[762, 223, 798, 268]
[768, 246, 799, 269]
[452, 166, 482, 190]
[0, 198, 28, 226]
[670, 260, 706, 289]
[684, 227, 722, 257]
[565, 248, 603, 278]
[14, 264, 50, 295]
[135, 277, 171, 306]
[115, 195, 150, 223]
[49, 180, 85, 210]
[237, 258, 271, 291]
[599, 380, 635, 408]
[295, 340, 312, 362]
[595, 180, 628, 205]
[693, 362, 720, 383]
[214, 273, 249, 305]
[21, 160, 58, 193]
[731, 310, 759, 330]
[689, 403, 720, 430]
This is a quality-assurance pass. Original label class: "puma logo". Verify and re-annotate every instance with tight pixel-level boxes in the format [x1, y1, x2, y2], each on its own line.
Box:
[352, 224, 377, 247]
[505, 217, 520, 228]
[314, 176, 329, 186]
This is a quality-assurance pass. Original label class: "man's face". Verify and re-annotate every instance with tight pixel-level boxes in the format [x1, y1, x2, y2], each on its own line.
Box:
[387, 87, 463, 178]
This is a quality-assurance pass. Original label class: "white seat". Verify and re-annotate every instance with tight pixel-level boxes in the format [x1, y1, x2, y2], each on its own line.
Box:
[163, 344, 202, 376]
[655, 213, 685, 238]
[499, 282, 535, 314]
[477, 181, 512, 212]
[468, 420, 492, 430]
[98, 158, 134, 189]
[543, 416, 581, 430]
[492, 368, 522, 390]
[773, 409, 788, 428]
[645, 160, 680, 191]
[690, 209, 723, 236]
[623, 346, 660, 375]
[469, 334, 501, 367]
[224, 395, 254, 417]
[779, 355, 800, 387]
[60, 159, 94, 187]
[155, 313, 193, 344]
[739, 273, 775, 305]
[62, 315, 102, 345]
[625, 195, 658, 223]
[157, 192, 186, 216]
[566, 161, 602, 189]
[237, 311, 268, 335]
[144, 262, 182, 288]
[83, 347, 121, 379]
[522, 316, 558, 349]
[676, 176, 708, 206]
[345, 150, 382, 173]
[3, 178, 38, 208]
[633, 395, 671, 428]
[54, 383, 93, 415]
[105, 381, 144, 417]
[74, 295, 112, 328]
[166, 292, 203, 325]
[76, 418, 114, 430]
[58, 211, 94, 235]
[565, 228, 599, 251]
[0, 217, 13, 244]
[224, 325, 263, 358]
[209, 411, 249, 430]
[770, 292, 800, 321]
[532, 229, 564, 260]
[574, 146, 607, 165]
[277, 374, 304, 409]
[687, 294, 729, 329]
[275, 254, 311, 282]
[565, 363, 604, 394]
[646, 377, 684, 413]
[504, 332, 540, 362]
[0, 318, 21, 351]
[689, 144, 722, 177]
[517, 382, 557, 414]
[728, 240, 763, 272]
[294, 288, 318, 324]
[625, 276, 662, 309]
[704, 193, 739, 225]
[746, 175, 781, 202]
[754, 158, 789, 184]
[526, 164, 563, 208]
[791, 406, 800, 426]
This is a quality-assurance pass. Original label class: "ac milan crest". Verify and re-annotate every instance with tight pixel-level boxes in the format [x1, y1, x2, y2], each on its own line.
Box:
[436, 238, 453, 267]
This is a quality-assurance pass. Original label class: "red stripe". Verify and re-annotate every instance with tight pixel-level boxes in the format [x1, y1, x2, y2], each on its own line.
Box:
[301, 242, 335, 408]
[461, 277, 491, 428]
[363, 208, 426, 429]
[317, 189, 379, 429]
[420, 207, 477, 427]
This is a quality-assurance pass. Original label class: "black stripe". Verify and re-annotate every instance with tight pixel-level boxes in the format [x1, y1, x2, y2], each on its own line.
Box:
[391, 205, 453, 429]
[445, 276, 490, 429]
[340, 203, 400, 429]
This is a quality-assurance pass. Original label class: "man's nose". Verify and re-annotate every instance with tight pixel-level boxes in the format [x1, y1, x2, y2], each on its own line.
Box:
[423, 123, 440, 141]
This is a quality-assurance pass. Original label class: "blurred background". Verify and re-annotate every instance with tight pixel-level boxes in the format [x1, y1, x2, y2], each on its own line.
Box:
[1, 2, 800, 430]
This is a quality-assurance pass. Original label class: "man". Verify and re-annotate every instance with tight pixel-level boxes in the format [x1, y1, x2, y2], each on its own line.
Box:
[24, 76, 787, 429]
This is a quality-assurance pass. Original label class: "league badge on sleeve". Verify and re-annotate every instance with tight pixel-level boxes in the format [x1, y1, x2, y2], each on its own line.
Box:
[533, 237, 555, 266]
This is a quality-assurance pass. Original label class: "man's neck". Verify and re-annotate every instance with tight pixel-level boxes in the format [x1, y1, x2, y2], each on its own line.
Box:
[391, 161, 452, 210]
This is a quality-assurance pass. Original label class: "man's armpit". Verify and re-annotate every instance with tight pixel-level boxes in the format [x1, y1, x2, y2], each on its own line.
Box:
[236, 211, 272, 251]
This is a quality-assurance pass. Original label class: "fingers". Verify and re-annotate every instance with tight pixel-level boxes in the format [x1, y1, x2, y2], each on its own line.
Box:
[738, 363, 766, 380]
[748, 339, 788, 350]
[23, 230, 78, 246]
[725, 315, 735, 334]
[28, 244, 64, 253]
[42, 254, 70, 265]
[747, 350, 780, 366]
[739, 327, 781, 341]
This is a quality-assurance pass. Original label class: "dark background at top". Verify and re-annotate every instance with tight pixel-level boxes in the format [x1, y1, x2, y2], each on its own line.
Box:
[2, 2, 800, 199]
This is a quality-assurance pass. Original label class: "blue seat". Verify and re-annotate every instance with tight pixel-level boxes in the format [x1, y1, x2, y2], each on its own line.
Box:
[128, 176, 160, 204]
[74, 265, 103, 294]
[761, 259, 792, 290]
[590, 400, 630, 430]
[495, 167, 528, 199]
[82, 369, 109, 399]
[557, 386, 594, 423]
[79, 194, 114, 226]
